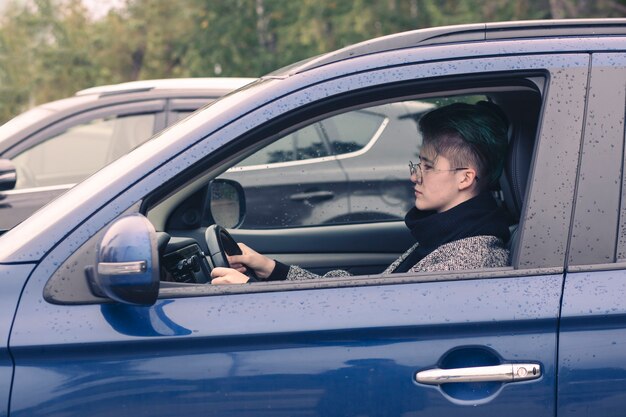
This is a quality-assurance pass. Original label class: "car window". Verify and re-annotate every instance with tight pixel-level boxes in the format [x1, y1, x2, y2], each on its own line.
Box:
[321, 110, 386, 155]
[237, 123, 329, 166]
[12, 113, 155, 189]
[237, 110, 388, 167]
[573, 54, 626, 265]
[170, 111, 194, 124]
[219, 95, 486, 229]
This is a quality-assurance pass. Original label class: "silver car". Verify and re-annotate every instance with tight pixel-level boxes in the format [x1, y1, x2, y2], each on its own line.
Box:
[0, 77, 255, 233]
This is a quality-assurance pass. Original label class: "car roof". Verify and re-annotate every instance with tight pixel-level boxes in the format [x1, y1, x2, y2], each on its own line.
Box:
[75, 77, 257, 97]
[0, 77, 257, 153]
[271, 18, 626, 76]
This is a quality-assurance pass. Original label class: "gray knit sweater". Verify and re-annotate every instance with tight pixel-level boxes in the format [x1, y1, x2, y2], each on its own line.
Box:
[285, 235, 510, 281]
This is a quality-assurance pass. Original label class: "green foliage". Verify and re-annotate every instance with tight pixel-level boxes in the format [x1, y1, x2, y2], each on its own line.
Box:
[0, 0, 624, 123]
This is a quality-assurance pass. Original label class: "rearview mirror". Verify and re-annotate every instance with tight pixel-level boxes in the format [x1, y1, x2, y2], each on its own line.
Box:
[208, 179, 246, 228]
[0, 158, 17, 191]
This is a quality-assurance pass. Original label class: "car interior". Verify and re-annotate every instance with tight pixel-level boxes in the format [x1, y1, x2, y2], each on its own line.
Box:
[150, 79, 541, 284]
[43, 75, 543, 304]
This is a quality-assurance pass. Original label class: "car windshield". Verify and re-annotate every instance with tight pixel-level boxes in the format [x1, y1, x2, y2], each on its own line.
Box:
[0, 107, 55, 141]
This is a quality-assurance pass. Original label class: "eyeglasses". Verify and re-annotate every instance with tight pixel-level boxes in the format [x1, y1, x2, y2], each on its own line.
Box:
[408, 160, 477, 184]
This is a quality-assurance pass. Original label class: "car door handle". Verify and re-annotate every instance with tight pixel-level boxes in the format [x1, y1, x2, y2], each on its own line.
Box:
[289, 191, 334, 201]
[415, 363, 541, 385]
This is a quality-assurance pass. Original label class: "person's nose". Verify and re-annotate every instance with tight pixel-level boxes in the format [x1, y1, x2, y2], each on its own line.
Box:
[410, 170, 421, 185]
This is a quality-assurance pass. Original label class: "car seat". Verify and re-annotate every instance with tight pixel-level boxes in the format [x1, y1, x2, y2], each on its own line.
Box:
[499, 111, 537, 263]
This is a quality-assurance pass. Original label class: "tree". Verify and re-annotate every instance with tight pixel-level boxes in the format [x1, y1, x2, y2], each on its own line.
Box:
[0, 0, 624, 124]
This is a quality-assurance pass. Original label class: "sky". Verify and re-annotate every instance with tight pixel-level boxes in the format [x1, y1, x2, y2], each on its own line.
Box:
[0, 0, 12, 14]
[82, 0, 125, 19]
[0, 0, 125, 19]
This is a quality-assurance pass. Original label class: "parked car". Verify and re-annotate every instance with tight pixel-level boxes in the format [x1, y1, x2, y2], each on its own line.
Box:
[1, 19, 626, 417]
[222, 99, 435, 228]
[0, 77, 256, 233]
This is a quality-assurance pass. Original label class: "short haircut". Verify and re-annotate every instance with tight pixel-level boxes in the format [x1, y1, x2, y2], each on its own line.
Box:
[418, 101, 509, 190]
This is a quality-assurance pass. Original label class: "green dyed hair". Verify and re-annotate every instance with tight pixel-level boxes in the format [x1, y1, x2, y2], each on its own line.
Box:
[418, 101, 509, 189]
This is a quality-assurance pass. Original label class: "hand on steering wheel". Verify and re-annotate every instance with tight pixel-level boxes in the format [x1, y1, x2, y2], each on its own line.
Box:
[205, 225, 263, 283]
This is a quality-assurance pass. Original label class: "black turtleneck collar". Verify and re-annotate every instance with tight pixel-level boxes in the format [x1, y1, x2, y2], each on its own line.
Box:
[395, 191, 512, 273]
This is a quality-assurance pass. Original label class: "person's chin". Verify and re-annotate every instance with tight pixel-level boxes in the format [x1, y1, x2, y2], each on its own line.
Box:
[414, 198, 429, 211]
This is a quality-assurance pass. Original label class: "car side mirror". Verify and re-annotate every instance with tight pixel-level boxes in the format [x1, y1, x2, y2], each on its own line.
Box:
[0, 158, 17, 191]
[87, 214, 160, 306]
[208, 179, 246, 228]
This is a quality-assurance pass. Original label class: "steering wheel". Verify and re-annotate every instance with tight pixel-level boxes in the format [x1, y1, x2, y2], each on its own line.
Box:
[205, 225, 258, 282]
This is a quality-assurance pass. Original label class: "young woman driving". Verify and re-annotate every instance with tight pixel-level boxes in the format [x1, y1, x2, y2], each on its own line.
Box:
[211, 102, 511, 284]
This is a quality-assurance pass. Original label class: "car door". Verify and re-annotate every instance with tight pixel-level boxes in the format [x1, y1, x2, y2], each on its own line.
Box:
[0, 100, 166, 233]
[558, 53, 626, 417]
[0, 264, 33, 417]
[7, 51, 588, 417]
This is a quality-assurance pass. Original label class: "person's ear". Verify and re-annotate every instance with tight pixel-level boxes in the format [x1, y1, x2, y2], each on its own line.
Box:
[457, 168, 478, 191]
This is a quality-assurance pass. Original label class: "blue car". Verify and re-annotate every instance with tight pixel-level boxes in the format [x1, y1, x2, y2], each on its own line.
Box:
[1, 19, 625, 416]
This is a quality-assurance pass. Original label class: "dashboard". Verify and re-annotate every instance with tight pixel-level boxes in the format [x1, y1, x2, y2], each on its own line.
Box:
[161, 237, 212, 284]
